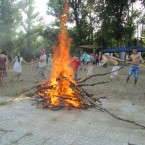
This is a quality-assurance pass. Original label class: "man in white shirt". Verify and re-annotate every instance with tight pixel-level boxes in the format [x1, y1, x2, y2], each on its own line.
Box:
[34, 49, 47, 83]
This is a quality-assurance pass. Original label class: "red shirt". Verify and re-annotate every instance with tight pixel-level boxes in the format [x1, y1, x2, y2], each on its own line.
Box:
[95, 54, 99, 60]
[71, 59, 81, 71]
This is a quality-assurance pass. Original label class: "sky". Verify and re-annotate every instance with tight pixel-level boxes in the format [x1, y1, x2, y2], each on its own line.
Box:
[34, 0, 55, 25]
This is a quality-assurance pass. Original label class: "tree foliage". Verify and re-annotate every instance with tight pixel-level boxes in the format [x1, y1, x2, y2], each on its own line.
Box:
[0, 0, 21, 57]
[46, 0, 96, 55]
[0, 0, 45, 60]
[1, 0, 145, 58]
[94, 0, 140, 47]
[18, 0, 43, 58]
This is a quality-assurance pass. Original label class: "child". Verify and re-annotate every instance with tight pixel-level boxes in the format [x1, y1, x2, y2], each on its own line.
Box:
[87, 62, 93, 76]
[71, 56, 81, 80]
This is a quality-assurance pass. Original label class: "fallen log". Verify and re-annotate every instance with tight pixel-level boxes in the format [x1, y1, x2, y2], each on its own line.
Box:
[62, 76, 145, 129]
[78, 67, 124, 83]
[78, 81, 110, 87]
[78, 87, 145, 128]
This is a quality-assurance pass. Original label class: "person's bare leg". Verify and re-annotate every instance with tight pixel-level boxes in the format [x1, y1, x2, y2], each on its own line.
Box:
[11, 73, 17, 81]
[126, 77, 130, 84]
[16, 73, 21, 81]
[0, 77, 4, 85]
[116, 76, 120, 81]
[134, 80, 137, 86]
[2, 76, 4, 82]
[110, 76, 113, 81]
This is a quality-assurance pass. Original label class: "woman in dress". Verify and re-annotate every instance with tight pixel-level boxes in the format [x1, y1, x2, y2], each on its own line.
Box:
[0, 50, 9, 85]
[11, 52, 29, 81]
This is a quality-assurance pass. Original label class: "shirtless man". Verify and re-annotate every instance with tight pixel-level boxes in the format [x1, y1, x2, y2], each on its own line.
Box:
[101, 53, 124, 81]
[126, 47, 144, 86]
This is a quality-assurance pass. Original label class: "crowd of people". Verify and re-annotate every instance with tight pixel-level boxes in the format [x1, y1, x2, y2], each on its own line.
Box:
[0, 49, 53, 85]
[0, 47, 144, 87]
[71, 47, 144, 86]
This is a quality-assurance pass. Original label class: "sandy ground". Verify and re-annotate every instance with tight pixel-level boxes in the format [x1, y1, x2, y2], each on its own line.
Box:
[0, 64, 145, 109]
[0, 64, 145, 145]
[1, 64, 145, 101]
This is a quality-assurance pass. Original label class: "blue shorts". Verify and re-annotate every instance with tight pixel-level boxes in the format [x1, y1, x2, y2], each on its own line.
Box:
[128, 65, 140, 80]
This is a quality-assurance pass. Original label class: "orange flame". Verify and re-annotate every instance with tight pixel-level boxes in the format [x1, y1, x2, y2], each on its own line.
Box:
[38, 2, 81, 108]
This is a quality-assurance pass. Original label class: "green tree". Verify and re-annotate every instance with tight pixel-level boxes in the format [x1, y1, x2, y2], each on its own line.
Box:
[47, 0, 95, 48]
[0, 0, 21, 57]
[94, 0, 138, 47]
[18, 0, 42, 58]
[123, 10, 139, 46]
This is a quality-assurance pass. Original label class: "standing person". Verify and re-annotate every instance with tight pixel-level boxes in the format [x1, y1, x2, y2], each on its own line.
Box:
[95, 53, 99, 66]
[90, 53, 94, 64]
[82, 52, 88, 64]
[79, 55, 83, 70]
[86, 53, 91, 64]
[82, 52, 88, 70]
[86, 62, 93, 76]
[126, 47, 144, 86]
[11, 52, 29, 81]
[34, 49, 47, 83]
[71, 56, 81, 80]
[0, 50, 9, 85]
[101, 53, 124, 81]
